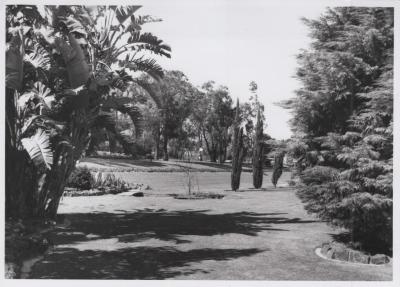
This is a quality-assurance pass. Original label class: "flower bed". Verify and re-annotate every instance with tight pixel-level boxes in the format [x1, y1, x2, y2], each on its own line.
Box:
[172, 192, 225, 200]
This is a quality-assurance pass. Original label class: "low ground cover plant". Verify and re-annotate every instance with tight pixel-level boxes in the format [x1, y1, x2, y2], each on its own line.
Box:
[65, 168, 137, 196]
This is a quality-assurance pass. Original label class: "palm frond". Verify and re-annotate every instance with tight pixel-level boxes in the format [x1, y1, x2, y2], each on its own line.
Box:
[21, 128, 53, 169]
[122, 57, 164, 80]
[110, 6, 141, 24]
[134, 79, 162, 108]
[91, 112, 136, 156]
[127, 32, 171, 58]
[116, 105, 143, 137]
[101, 97, 143, 136]
[126, 15, 162, 32]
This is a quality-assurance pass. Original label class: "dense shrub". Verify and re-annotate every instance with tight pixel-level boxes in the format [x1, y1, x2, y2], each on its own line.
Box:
[66, 167, 93, 190]
[300, 166, 339, 185]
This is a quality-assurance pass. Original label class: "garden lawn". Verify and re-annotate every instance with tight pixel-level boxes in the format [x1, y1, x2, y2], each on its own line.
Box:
[77, 157, 253, 172]
[27, 171, 392, 280]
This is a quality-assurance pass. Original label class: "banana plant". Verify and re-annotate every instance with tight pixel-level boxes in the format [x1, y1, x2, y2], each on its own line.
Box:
[6, 5, 171, 219]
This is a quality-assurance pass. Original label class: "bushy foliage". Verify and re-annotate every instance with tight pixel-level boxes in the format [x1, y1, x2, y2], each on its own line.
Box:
[300, 166, 339, 185]
[284, 7, 393, 253]
[66, 167, 93, 190]
[192, 82, 234, 163]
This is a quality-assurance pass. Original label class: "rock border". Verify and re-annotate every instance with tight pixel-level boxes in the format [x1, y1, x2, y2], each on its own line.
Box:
[316, 242, 391, 266]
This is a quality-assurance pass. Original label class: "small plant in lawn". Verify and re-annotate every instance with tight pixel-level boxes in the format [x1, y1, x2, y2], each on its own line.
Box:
[179, 150, 200, 197]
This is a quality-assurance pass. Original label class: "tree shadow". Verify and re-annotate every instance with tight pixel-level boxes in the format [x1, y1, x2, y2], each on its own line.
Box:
[29, 210, 319, 279]
[29, 246, 265, 279]
[52, 210, 317, 245]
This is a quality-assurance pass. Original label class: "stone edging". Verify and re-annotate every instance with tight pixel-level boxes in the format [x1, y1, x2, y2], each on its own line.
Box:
[315, 248, 391, 266]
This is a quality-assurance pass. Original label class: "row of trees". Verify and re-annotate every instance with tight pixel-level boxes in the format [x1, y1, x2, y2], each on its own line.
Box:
[112, 72, 273, 165]
[283, 7, 393, 253]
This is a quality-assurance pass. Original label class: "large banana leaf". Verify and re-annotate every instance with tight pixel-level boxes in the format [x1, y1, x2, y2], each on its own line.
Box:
[21, 129, 53, 169]
[24, 44, 51, 71]
[18, 82, 55, 111]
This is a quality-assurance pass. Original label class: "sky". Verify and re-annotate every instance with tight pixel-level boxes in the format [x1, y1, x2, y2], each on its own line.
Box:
[138, 0, 328, 139]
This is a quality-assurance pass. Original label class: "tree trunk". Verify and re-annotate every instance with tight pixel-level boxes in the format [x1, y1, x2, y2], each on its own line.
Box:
[154, 127, 161, 159]
[163, 132, 169, 161]
[108, 131, 117, 153]
[203, 129, 216, 162]
[218, 141, 224, 164]
[41, 109, 89, 219]
[223, 142, 227, 162]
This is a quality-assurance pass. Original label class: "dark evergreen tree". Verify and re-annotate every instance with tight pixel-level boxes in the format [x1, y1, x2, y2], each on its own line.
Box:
[282, 7, 393, 253]
[252, 108, 264, 188]
[231, 99, 246, 191]
[272, 151, 285, 188]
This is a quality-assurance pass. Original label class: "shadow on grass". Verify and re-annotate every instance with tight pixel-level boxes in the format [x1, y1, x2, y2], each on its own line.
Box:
[29, 210, 318, 279]
[29, 246, 265, 279]
[51, 210, 318, 246]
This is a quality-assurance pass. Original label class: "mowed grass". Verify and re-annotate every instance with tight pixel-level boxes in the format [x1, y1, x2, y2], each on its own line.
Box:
[28, 163, 392, 280]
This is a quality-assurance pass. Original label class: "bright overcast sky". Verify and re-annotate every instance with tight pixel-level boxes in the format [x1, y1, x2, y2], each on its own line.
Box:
[139, 0, 328, 139]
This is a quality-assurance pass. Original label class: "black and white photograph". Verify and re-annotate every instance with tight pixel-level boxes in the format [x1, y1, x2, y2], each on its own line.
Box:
[2, 0, 398, 284]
